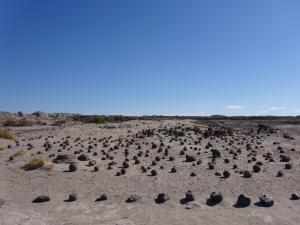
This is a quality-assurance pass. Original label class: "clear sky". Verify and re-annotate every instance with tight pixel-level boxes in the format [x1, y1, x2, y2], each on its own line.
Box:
[0, 0, 299, 116]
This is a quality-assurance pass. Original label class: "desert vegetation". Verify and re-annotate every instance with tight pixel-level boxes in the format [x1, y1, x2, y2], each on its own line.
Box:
[0, 127, 14, 140]
[23, 157, 45, 170]
[90, 115, 107, 124]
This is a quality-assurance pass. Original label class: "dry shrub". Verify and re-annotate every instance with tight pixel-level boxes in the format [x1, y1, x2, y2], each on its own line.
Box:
[0, 145, 4, 151]
[0, 128, 15, 140]
[23, 158, 45, 170]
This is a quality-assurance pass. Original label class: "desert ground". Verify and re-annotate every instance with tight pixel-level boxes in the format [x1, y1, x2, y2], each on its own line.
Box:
[0, 113, 299, 225]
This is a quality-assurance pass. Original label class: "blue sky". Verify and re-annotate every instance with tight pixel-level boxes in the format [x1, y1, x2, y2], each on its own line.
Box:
[0, 0, 299, 116]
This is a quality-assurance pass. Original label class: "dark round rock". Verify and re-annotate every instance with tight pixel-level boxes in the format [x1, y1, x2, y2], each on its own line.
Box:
[32, 195, 50, 203]
[284, 163, 292, 169]
[126, 194, 140, 203]
[236, 194, 251, 207]
[243, 170, 252, 178]
[276, 170, 284, 177]
[96, 193, 108, 202]
[280, 155, 290, 162]
[185, 154, 196, 162]
[224, 158, 230, 164]
[69, 162, 78, 172]
[208, 164, 214, 170]
[290, 193, 299, 200]
[68, 194, 77, 202]
[121, 168, 126, 174]
[253, 165, 261, 173]
[210, 192, 223, 204]
[151, 170, 157, 176]
[223, 170, 230, 178]
[211, 149, 221, 158]
[77, 154, 90, 161]
[185, 191, 195, 202]
[156, 193, 170, 204]
[190, 172, 196, 177]
[215, 172, 221, 176]
[170, 167, 177, 173]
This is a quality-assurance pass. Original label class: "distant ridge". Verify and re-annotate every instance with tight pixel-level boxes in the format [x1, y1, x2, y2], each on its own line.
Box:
[1, 111, 300, 127]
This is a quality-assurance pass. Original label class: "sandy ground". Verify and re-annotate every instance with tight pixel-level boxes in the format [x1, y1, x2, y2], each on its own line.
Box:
[0, 119, 299, 225]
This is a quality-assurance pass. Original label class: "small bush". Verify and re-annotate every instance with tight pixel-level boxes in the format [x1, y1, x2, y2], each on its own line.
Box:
[0, 145, 4, 151]
[0, 128, 15, 140]
[23, 158, 45, 170]
[91, 116, 106, 124]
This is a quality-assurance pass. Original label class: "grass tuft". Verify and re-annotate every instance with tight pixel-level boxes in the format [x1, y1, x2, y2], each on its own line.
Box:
[90, 115, 107, 124]
[0, 128, 15, 140]
[23, 157, 45, 171]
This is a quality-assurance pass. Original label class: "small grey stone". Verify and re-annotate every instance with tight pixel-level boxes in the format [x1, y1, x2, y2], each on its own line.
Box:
[258, 194, 274, 207]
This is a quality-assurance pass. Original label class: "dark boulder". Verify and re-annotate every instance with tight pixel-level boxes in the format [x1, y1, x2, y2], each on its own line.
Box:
[155, 193, 170, 204]
[209, 192, 223, 205]
[185, 154, 196, 162]
[290, 193, 299, 200]
[243, 170, 252, 178]
[253, 165, 261, 173]
[185, 191, 195, 202]
[211, 149, 221, 158]
[77, 154, 90, 161]
[235, 194, 251, 207]
[223, 170, 230, 178]
[68, 194, 78, 202]
[69, 162, 78, 172]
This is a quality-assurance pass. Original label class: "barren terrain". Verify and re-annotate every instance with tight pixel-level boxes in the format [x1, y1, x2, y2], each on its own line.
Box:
[0, 116, 299, 225]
